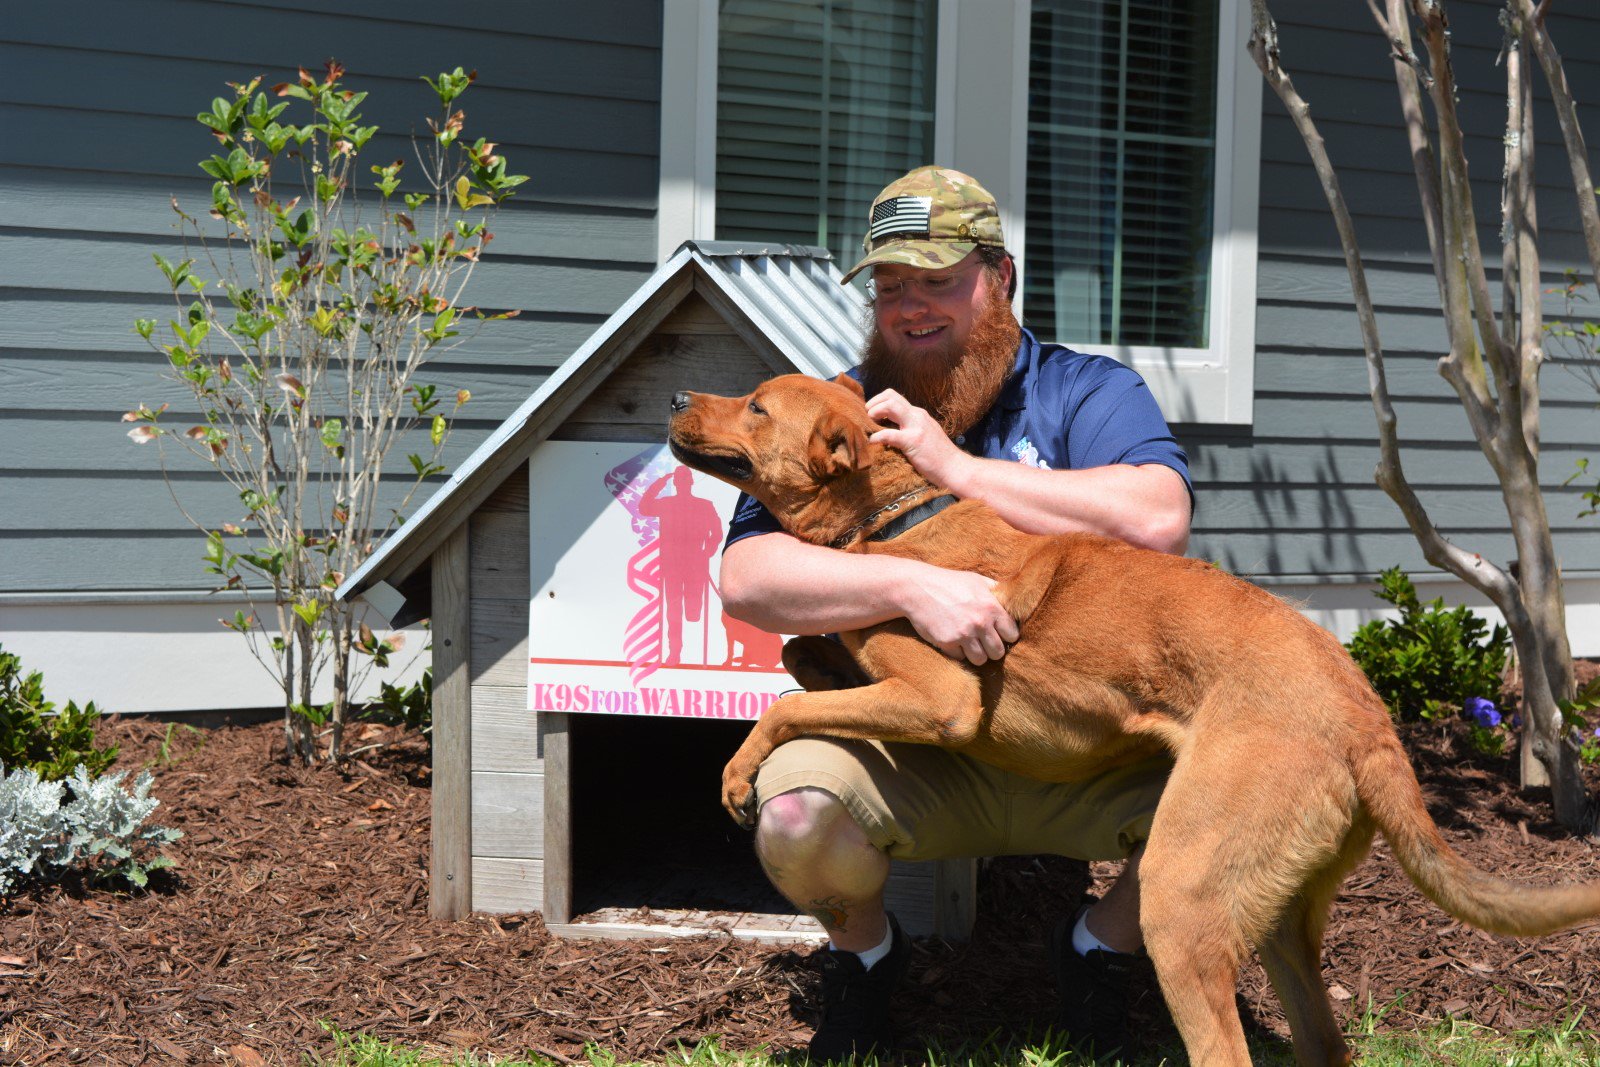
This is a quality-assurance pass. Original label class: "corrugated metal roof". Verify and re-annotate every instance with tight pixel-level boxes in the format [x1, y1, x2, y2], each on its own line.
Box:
[687, 241, 866, 377]
[334, 240, 866, 609]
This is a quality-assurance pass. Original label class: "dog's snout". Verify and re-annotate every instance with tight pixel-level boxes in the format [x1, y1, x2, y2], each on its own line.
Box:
[670, 391, 691, 414]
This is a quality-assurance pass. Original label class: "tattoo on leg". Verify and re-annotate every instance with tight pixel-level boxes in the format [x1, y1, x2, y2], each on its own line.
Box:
[809, 896, 851, 931]
[758, 855, 789, 886]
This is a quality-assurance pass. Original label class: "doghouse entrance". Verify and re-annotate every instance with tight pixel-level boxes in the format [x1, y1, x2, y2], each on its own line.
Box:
[563, 713, 824, 941]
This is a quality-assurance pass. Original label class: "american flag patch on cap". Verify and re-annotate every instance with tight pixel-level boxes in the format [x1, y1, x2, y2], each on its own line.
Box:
[868, 195, 933, 241]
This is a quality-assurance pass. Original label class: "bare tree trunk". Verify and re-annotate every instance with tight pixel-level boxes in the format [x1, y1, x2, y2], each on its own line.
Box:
[1251, 0, 1596, 833]
[295, 617, 316, 763]
[282, 618, 298, 762]
[1501, 0, 1589, 827]
[330, 622, 349, 761]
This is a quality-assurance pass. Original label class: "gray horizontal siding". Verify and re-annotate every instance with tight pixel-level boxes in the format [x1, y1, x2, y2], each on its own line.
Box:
[0, 0, 661, 594]
[1185, 0, 1600, 580]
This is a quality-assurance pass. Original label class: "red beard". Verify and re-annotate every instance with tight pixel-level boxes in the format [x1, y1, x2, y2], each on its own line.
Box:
[860, 275, 1022, 438]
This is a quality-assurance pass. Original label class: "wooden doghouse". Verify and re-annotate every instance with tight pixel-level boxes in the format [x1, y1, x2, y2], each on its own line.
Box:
[339, 242, 976, 941]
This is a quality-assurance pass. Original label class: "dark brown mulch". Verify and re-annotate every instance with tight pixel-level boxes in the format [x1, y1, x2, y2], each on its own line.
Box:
[2, 668, 1599, 1066]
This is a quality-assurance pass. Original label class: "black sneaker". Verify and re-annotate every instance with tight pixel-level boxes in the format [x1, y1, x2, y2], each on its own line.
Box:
[1049, 905, 1137, 1057]
[808, 913, 910, 1063]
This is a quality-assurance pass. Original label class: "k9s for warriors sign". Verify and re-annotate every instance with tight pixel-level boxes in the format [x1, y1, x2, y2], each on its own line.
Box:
[527, 442, 795, 720]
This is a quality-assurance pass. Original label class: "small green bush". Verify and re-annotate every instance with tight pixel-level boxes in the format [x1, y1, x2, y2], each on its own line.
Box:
[1345, 568, 1510, 724]
[0, 645, 117, 780]
[358, 668, 432, 751]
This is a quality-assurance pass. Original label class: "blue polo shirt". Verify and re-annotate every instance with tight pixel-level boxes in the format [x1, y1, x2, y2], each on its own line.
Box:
[723, 327, 1192, 548]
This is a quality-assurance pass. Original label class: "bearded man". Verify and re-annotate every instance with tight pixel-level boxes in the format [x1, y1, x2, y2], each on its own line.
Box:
[719, 166, 1193, 1060]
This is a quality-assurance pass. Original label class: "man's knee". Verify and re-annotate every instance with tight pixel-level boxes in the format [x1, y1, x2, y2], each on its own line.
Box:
[756, 786, 843, 848]
[755, 786, 889, 898]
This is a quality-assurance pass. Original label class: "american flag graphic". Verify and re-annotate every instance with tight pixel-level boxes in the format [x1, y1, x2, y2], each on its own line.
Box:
[868, 195, 933, 240]
[603, 449, 678, 684]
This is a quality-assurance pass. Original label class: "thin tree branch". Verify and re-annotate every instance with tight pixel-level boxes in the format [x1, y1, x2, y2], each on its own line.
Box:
[1381, 0, 1446, 293]
[1411, 1, 1517, 401]
[1500, 7, 1544, 460]
[1513, 0, 1600, 287]
[1247, 1, 1516, 615]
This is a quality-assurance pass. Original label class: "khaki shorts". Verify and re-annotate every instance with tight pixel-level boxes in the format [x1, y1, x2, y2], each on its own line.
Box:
[754, 737, 1172, 863]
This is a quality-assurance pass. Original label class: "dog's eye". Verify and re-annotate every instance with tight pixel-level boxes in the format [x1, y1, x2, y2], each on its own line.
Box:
[747, 400, 766, 416]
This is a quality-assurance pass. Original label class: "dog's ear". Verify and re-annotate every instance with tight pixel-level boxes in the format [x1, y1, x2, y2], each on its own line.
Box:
[807, 411, 879, 481]
[832, 373, 866, 401]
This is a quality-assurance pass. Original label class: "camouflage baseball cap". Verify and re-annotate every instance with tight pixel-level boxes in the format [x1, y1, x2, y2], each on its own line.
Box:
[841, 165, 1005, 284]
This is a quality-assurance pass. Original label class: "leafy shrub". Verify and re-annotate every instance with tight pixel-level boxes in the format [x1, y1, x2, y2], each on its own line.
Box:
[0, 763, 182, 896]
[126, 63, 525, 764]
[358, 667, 432, 751]
[1580, 726, 1600, 766]
[1345, 567, 1510, 724]
[1562, 675, 1600, 766]
[0, 645, 117, 779]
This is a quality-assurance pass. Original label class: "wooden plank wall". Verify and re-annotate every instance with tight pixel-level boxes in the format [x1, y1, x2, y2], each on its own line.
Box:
[2, 0, 661, 592]
[431, 526, 473, 919]
[465, 287, 969, 934]
[468, 470, 542, 913]
[1184, 0, 1600, 579]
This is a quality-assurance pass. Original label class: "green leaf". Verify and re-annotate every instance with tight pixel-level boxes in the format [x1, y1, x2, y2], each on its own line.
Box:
[291, 600, 323, 628]
[422, 306, 459, 347]
[279, 208, 316, 248]
[320, 418, 346, 460]
[430, 414, 446, 447]
[453, 176, 494, 211]
[152, 254, 195, 291]
[423, 67, 475, 106]
[407, 453, 445, 479]
[202, 530, 229, 574]
[290, 701, 329, 725]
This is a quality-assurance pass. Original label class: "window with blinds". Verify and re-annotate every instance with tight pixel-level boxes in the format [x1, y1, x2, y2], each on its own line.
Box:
[714, 0, 938, 271]
[1024, 0, 1219, 349]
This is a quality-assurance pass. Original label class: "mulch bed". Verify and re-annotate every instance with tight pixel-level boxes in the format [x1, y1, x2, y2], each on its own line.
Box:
[3, 666, 1599, 1066]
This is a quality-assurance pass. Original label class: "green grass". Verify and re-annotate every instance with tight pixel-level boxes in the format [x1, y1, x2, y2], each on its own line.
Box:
[312, 1010, 1600, 1067]
[1346, 1004, 1600, 1067]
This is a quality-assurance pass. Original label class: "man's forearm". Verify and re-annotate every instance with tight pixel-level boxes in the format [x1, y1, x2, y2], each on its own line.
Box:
[719, 534, 927, 635]
[942, 459, 1190, 554]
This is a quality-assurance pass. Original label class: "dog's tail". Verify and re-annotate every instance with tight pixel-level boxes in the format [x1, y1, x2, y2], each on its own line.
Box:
[1354, 717, 1600, 937]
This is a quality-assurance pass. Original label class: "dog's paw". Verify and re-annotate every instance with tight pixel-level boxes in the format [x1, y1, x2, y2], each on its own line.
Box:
[721, 770, 759, 829]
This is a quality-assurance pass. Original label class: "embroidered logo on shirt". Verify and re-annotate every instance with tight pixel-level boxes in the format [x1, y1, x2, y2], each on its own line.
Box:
[1011, 437, 1051, 469]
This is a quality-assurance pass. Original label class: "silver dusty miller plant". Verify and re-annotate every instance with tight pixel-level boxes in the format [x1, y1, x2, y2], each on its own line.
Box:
[0, 763, 182, 895]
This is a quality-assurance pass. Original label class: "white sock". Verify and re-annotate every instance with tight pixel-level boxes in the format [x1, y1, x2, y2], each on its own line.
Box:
[1072, 909, 1121, 957]
[831, 922, 895, 970]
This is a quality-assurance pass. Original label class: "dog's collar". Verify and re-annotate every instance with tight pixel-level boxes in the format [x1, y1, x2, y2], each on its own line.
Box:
[829, 489, 958, 550]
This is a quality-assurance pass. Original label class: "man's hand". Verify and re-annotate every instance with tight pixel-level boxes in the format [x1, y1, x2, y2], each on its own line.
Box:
[898, 566, 1019, 666]
[866, 389, 973, 491]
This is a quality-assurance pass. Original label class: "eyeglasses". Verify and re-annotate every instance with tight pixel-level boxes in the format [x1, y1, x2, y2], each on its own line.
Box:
[866, 260, 985, 304]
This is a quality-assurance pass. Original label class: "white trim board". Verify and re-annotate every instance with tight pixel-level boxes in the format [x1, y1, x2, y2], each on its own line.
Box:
[0, 599, 430, 714]
[657, 0, 719, 262]
[6, 575, 1592, 713]
[1262, 573, 1600, 658]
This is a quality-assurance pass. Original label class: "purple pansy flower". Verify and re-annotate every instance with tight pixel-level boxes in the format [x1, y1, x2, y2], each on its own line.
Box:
[1509, 713, 1523, 730]
[1465, 696, 1502, 729]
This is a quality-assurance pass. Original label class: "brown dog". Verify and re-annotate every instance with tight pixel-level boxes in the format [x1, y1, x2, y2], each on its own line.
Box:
[668, 372, 1600, 1067]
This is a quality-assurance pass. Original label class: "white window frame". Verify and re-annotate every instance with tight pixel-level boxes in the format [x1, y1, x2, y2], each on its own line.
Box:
[658, 0, 1261, 425]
